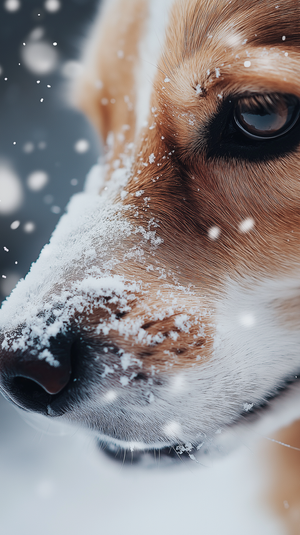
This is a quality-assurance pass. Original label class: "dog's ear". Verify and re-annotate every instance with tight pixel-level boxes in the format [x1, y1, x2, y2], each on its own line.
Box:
[73, 0, 147, 148]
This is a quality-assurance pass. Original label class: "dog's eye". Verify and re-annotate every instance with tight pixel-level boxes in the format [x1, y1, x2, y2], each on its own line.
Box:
[233, 94, 300, 140]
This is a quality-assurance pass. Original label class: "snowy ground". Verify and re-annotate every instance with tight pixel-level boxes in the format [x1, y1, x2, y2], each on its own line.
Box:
[0, 396, 284, 535]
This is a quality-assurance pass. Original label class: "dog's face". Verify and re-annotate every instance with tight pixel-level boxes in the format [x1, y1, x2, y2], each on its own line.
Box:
[1, 0, 300, 455]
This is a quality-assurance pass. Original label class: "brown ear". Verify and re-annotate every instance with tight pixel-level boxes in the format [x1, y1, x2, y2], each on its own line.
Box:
[73, 0, 148, 150]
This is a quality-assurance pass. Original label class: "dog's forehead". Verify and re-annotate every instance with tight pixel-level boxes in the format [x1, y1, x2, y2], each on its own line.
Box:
[173, 0, 300, 52]
[154, 0, 300, 107]
[161, 0, 300, 88]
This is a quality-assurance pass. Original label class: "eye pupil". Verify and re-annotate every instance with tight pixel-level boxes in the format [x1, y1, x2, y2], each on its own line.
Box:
[234, 95, 299, 140]
[239, 104, 288, 135]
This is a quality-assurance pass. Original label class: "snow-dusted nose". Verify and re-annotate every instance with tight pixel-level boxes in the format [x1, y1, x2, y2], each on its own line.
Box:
[0, 332, 74, 415]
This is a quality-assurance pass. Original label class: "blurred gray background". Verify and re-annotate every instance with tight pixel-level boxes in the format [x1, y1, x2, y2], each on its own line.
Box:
[0, 0, 101, 304]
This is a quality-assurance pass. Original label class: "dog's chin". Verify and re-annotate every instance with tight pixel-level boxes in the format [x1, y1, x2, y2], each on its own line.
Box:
[96, 379, 300, 465]
[96, 438, 201, 465]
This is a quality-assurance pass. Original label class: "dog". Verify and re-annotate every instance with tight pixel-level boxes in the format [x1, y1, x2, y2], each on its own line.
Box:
[1, 0, 300, 530]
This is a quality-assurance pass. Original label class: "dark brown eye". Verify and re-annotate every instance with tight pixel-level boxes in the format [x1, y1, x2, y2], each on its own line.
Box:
[234, 94, 300, 140]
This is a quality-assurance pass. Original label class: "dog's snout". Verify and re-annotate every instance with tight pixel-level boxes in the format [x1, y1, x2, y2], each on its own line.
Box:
[0, 332, 73, 414]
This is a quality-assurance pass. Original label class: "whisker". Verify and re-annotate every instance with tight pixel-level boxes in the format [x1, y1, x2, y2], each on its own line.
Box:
[264, 436, 300, 452]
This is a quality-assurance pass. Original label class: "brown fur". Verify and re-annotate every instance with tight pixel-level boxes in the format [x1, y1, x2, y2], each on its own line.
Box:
[83, 291, 214, 371]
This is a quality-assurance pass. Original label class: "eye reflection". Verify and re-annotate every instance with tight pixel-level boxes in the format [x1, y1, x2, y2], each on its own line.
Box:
[234, 94, 300, 140]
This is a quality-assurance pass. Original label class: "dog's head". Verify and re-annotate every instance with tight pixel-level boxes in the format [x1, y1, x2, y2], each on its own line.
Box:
[1, 0, 300, 457]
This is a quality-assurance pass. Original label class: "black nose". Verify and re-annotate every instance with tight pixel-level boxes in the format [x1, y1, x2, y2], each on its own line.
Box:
[0, 332, 73, 415]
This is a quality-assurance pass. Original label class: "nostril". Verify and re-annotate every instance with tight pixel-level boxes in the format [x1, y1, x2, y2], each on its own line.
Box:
[8, 355, 72, 395]
[0, 332, 73, 414]
[9, 376, 53, 412]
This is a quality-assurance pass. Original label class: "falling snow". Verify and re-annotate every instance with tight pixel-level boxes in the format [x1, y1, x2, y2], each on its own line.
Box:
[208, 226, 221, 240]
[239, 218, 255, 233]
[44, 0, 61, 12]
[27, 171, 49, 191]
[74, 139, 90, 154]
[0, 162, 23, 215]
[4, 0, 20, 12]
